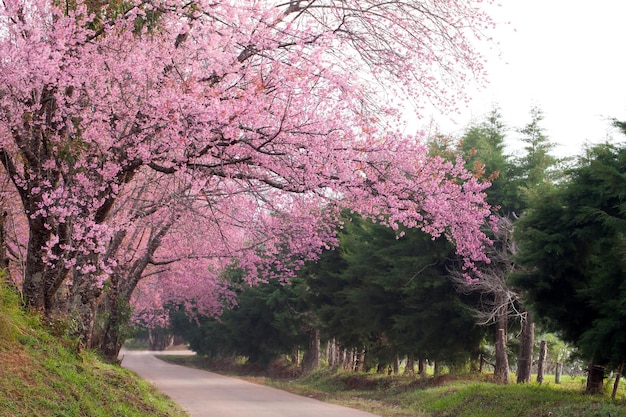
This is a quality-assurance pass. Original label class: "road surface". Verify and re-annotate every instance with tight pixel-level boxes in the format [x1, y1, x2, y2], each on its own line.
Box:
[120, 350, 380, 417]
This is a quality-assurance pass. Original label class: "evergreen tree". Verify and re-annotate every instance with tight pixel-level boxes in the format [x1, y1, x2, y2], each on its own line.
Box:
[304, 213, 484, 370]
[172, 270, 310, 366]
[511, 106, 559, 212]
[458, 107, 517, 214]
[515, 140, 626, 394]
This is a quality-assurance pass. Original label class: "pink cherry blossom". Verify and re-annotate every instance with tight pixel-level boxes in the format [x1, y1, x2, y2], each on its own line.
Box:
[0, 0, 496, 335]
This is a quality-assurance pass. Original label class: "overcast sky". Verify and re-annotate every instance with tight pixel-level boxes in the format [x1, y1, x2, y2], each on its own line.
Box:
[423, 0, 626, 157]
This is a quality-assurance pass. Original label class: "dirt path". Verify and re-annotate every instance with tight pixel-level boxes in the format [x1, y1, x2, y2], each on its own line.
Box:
[120, 350, 380, 417]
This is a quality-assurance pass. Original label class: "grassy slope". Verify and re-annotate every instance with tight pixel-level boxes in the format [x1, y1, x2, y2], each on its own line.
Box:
[0, 286, 187, 417]
[162, 355, 626, 417]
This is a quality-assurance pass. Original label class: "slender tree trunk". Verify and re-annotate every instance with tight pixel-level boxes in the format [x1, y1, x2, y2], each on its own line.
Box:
[434, 361, 442, 376]
[326, 339, 333, 367]
[555, 362, 563, 384]
[100, 273, 124, 361]
[355, 349, 366, 372]
[493, 303, 509, 384]
[393, 353, 400, 375]
[0, 211, 12, 286]
[536, 339, 547, 384]
[517, 311, 534, 383]
[494, 327, 509, 383]
[328, 338, 341, 369]
[612, 363, 623, 400]
[418, 357, 426, 377]
[376, 362, 386, 373]
[344, 348, 354, 371]
[404, 357, 415, 375]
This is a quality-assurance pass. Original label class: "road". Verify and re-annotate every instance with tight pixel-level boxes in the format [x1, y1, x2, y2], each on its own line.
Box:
[120, 350, 381, 417]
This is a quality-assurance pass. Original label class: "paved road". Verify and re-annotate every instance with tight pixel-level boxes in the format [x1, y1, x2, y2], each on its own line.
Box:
[120, 350, 380, 417]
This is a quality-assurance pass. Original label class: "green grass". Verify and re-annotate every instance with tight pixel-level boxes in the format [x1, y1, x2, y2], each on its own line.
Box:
[0, 283, 188, 417]
[161, 355, 626, 417]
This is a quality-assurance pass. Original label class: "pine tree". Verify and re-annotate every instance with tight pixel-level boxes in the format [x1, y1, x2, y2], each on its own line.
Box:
[515, 140, 626, 394]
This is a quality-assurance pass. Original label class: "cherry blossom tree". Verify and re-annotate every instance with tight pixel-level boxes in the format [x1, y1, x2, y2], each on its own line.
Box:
[0, 0, 496, 346]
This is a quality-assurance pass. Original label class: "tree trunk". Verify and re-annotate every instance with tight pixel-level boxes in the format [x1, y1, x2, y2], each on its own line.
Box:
[0, 211, 12, 286]
[376, 362, 386, 373]
[493, 304, 509, 384]
[612, 363, 623, 400]
[100, 273, 126, 361]
[585, 363, 605, 394]
[517, 311, 534, 383]
[327, 338, 341, 369]
[434, 361, 442, 376]
[302, 328, 320, 372]
[345, 348, 354, 371]
[418, 357, 426, 377]
[23, 219, 50, 313]
[148, 328, 173, 350]
[494, 328, 509, 383]
[555, 362, 563, 384]
[355, 349, 366, 372]
[326, 339, 334, 368]
[536, 339, 547, 384]
[404, 357, 415, 375]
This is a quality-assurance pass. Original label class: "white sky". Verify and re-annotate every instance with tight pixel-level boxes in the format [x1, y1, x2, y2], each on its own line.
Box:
[421, 0, 626, 158]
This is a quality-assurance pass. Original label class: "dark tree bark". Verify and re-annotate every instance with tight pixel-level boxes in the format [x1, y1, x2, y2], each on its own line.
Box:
[586, 363, 605, 394]
[493, 294, 509, 384]
[393, 353, 400, 375]
[96, 221, 173, 361]
[517, 311, 534, 384]
[376, 362, 386, 374]
[23, 218, 50, 312]
[100, 272, 123, 360]
[418, 357, 426, 377]
[0, 211, 14, 288]
[434, 361, 442, 376]
[302, 328, 320, 372]
[536, 339, 547, 384]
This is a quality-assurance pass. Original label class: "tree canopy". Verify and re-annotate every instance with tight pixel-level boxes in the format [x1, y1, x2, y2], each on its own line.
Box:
[0, 0, 495, 356]
[515, 140, 626, 370]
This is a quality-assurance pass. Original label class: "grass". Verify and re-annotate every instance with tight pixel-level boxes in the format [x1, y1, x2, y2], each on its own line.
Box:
[161, 355, 626, 417]
[0, 283, 188, 417]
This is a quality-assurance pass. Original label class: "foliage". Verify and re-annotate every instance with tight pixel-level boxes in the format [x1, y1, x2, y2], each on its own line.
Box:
[0, 0, 494, 358]
[515, 141, 626, 368]
[509, 106, 560, 211]
[170, 273, 310, 366]
[173, 212, 486, 369]
[457, 107, 517, 215]
[303, 213, 485, 366]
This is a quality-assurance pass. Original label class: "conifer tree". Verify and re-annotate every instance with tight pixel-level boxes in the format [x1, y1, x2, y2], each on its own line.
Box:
[515, 138, 626, 394]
